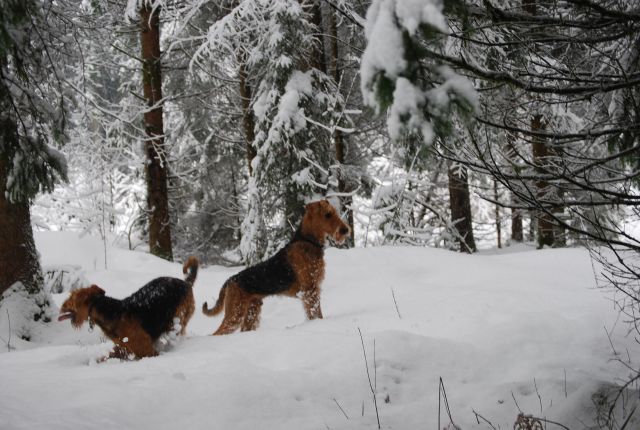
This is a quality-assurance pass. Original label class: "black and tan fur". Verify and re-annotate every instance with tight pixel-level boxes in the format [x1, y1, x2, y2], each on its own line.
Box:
[58, 257, 198, 360]
[202, 200, 349, 335]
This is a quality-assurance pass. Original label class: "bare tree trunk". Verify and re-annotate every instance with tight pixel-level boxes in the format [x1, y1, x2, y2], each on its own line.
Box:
[528, 209, 536, 242]
[140, 5, 172, 261]
[494, 179, 502, 248]
[328, 6, 355, 245]
[0, 158, 43, 296]
[511, 206, 523, 242]
[239, 61, 256, 175]
[505, 132, 523, 242]
[523, 0, 555, 248]
[531, 114, 555, 248]
[309, 0, 327, 73]
[448, 164, 476, 253]
[523, 0, 536, 14]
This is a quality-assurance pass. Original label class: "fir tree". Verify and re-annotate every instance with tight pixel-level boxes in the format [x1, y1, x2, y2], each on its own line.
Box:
[0, 0, 72, 296]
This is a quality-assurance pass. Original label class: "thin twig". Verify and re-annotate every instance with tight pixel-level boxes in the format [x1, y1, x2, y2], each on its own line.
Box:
[357, 327, 381, 429]
[6, 309, 11, 352]
[511, 391, 523, 413]
[472, 409, 498, 430]
[374, 338, 377, 391]
[439, 379, 442, 430]
[534, 378, 543, 415]
[390, 287, 402, 319]
[604, 325, 619, 355]
[439, 378, 459, 429]
[527, 415, 572, 430]
[620, 405, 638, 430]
[332, 397, 349, 420]
[564, 369, 567, 398]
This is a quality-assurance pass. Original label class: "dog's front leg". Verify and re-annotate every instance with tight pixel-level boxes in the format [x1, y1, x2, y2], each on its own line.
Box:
[96, 345, 130, 362]
[301, 288, 323, 320]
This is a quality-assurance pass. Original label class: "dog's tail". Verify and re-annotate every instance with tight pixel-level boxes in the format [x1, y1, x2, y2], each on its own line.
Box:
[202, 282, 227, 317]
[183, 256, 199, 287]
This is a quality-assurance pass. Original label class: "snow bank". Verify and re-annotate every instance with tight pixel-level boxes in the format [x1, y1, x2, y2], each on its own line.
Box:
[0, 232, 637, 429]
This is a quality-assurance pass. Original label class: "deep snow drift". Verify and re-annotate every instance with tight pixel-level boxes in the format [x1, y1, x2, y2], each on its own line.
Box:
[0, 232, 637, 429]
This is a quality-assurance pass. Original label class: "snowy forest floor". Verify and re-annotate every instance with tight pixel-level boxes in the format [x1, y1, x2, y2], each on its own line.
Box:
[1, 232, 638, 430]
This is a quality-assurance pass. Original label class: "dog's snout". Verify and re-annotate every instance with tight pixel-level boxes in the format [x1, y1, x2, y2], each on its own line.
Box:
[339, 226, 349, 235]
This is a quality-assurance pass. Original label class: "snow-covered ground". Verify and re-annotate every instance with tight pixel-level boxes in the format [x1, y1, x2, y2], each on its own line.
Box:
[1, 232, 637, 429]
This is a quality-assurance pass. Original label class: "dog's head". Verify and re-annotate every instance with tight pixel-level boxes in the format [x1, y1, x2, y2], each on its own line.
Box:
[58, 285, 105, 328]
[302, 200, 350, 245]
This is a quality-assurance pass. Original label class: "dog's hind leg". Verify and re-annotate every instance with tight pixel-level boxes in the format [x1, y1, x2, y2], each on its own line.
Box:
[177, 290, 195, 335]
[241, 298, 263, 332]
[125, 334, 158, 358]
[213, 309, 243, 335]
[114, 318, 158, 358]
[212, 285, 246, 335]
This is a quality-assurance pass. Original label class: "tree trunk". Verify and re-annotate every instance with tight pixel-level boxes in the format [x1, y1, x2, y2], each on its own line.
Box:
[239, 61, 256, 175]
[328, 6, 355, 245]
[531, 114, 555, 248]
[511, 206, 523, 242]
[140, 5, 173, 261]
[523, 0, 555, 248]
[494, 179, 502, 248]
[309, 0, 327, 73]
[522, 0, 537, 14]
[0, 158, 43, 296]
[505, 132, 523, 242]
[448, 164, 476, 253]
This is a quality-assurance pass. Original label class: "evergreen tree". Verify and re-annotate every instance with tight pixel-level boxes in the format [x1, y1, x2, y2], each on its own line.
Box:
[189, 0, 346, 263]
[0, 0, 72, 296]
[360, 0, 478, 249]
[126, 0, 174, 260]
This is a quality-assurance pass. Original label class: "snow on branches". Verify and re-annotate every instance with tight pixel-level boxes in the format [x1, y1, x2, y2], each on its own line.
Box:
[0, 0, 71, 202]
[360, 0, 477, 145]
[192, 0, 345, 263]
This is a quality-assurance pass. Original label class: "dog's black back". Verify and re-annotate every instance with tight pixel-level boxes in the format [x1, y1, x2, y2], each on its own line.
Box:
[125, 278, 190, 339]
[231, 246, 296, 295]
[93, 278, 190, 340]
[231, 233, 324, 296]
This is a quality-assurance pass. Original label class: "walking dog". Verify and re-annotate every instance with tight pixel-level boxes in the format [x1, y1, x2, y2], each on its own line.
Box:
[58, 257, 198, 360]
[202, 200, 350, 335]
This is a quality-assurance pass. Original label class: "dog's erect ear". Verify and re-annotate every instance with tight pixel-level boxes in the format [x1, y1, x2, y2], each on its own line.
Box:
[88, 285, 105, 296]
[305, 201, 320, 215]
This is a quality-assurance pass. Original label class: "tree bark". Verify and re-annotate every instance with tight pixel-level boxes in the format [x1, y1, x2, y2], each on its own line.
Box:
[505, 132, 524, 242]
[531, 114, 555, 248]
[328, 6, 355, 245]
[448, 165, 476, 253]
[522, 0, 537, 14]
[494, 179, 502, 248]
[140, 4, 173, 261]
[309, 0, 327, 73]
[239, 61, 256, 175]
[0, 157, 43, 296]
[511, 206, 523, 242]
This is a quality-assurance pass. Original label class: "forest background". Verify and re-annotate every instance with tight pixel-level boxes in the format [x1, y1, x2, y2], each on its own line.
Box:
[0, 1, 639, 427]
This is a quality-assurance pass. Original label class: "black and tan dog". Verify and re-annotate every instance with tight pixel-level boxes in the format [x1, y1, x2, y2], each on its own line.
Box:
[202, 200, 350, 335]
[58, 257, 198, 360]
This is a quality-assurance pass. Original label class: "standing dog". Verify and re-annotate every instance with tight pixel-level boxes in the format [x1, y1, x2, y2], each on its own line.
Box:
[58, 257, 198, 360]
[202, 200, 350, 334]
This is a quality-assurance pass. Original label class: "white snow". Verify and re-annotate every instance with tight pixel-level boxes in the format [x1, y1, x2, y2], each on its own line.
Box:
[361, 0, 407, 108]
[427, 66, 480, 113]
[0, 232, 637, 429]
[360, 0, 477, 145]
[387, 77, 434, 143]
[395, 0, 448, 35]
